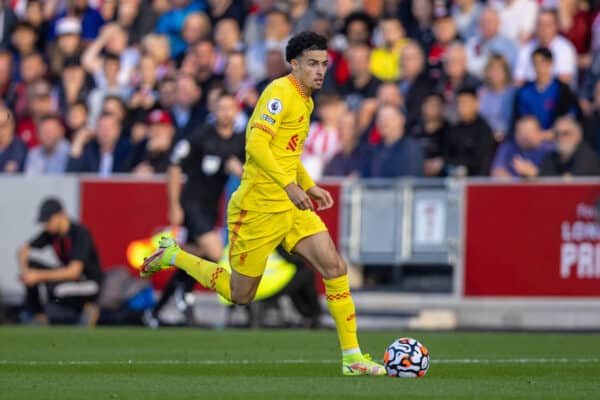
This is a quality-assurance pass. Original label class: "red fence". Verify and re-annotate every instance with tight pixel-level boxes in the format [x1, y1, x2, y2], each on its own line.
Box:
[465, 183, 600, 297]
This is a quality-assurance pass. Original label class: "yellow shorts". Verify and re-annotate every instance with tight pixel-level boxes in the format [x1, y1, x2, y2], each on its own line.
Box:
[227, 202, 328, 277]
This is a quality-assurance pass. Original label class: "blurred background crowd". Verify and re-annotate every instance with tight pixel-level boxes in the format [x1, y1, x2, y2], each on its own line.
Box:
[1, 0, 600, 182]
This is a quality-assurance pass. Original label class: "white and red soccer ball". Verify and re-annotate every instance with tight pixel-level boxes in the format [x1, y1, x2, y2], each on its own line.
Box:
[384, 337, 430, 378]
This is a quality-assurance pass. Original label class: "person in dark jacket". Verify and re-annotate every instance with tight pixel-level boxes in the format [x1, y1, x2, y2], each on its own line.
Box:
[398, 41, 435, 133]
[540, 115, 600, 177]
[66, 112, 132, 175]
[363, 104, 424, 178]
[443, 87, 496, 176]
[514, 47, 578, 137]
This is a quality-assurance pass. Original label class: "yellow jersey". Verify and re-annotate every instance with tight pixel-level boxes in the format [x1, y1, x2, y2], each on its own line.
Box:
[230, 74, 317, 212]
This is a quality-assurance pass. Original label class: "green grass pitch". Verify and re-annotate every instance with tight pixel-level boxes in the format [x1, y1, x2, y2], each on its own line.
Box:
[1, 327, 600, 399]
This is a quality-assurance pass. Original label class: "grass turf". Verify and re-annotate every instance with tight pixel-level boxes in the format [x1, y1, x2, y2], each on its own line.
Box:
[1, 327, 599, 400]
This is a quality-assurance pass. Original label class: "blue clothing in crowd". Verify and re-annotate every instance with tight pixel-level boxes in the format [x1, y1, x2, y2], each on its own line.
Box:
[363, 136, 424, 178]
[49, 7, 104, 40]
[156, 1, 206, 58]
[0, 136, 27, 172]
[491, 140, 555, 177]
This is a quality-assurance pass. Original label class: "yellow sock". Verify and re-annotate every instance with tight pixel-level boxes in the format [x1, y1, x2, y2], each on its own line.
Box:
[174, 250, 232, 302]
[323, 274, 360, 352]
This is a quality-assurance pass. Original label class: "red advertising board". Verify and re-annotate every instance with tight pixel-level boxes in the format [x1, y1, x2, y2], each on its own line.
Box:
[80, 178, 341, 291]
[465, 183, 600, 297]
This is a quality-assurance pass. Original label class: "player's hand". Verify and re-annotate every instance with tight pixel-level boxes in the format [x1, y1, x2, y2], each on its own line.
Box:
[169, 204, 184, 228]
[285, 183, 314, 211]
[307, 186, 334, 211]
[21, 269, 40, 287]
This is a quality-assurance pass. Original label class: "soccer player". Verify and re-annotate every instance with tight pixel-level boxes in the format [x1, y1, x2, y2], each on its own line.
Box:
[141, 31, 385, 376]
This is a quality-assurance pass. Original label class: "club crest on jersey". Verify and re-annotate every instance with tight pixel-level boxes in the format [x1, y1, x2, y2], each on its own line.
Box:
[286, 134, 299, 151]
[267, 98, 283, 115]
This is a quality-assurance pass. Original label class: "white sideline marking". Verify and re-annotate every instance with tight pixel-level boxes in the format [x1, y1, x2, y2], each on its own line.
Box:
[0, 358, 599, 366]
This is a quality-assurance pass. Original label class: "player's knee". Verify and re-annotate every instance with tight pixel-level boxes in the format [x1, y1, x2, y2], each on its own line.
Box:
[322, 256, 347, 279]
[230, 291, 254, 305]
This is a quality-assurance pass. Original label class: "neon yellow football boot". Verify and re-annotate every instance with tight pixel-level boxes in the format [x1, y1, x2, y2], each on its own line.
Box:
[342, 353, 387, 376]
[139, 237, 179, 278]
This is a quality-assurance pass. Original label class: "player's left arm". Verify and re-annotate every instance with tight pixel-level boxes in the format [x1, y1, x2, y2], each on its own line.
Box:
[298, 163, 334, 210]
[21, 261, 84, 286]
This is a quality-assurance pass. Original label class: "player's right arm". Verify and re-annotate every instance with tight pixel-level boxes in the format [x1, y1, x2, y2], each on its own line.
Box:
[167, 165, 184, 228]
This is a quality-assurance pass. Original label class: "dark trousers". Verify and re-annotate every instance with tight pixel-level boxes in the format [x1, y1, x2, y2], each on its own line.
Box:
[24, 260, 99, 321]
[151, 269, 197, 317]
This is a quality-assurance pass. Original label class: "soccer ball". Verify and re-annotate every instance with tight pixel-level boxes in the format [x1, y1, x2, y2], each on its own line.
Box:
[383, 337, 430, 378]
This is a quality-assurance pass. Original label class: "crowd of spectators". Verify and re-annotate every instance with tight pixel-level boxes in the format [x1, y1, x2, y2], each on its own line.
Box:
[1, 0, 600, 180]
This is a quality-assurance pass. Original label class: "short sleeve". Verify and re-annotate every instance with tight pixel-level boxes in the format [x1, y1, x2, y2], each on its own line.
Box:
[248, 83, 287, 137]
[29, 231, 51, 249]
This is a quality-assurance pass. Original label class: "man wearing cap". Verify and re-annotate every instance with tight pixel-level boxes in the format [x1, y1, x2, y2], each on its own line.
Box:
[18, 197, 103, 324]
[130, 109, 176, 175]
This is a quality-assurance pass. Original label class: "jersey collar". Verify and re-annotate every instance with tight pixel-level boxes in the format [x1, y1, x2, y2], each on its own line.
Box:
[287, 74, 309, 100]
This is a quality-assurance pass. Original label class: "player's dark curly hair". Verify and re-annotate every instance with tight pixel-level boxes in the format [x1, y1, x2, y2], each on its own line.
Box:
[285, 31, 328, 62]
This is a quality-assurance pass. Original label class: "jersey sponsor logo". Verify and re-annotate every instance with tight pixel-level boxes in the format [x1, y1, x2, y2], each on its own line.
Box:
[286, 134, 299, 151]
[267, 98, 283, 115]
[171, 140, 191, 164]
[261, 114, 275, 125]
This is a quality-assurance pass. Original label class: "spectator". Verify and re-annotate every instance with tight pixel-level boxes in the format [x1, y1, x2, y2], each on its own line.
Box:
[82, 23, 140, 93]
[87, 53, 131, 126]
[436, 42, 482, 123]
[179, 12, 212, 62]
[243, 0, 278, 46]
[224, 51, 258, 113]
[117, 0, 159, 45]
[56, 57, 95, 111]
[49, 0, 105, 41]
[557, 0, 591, 60]
[102, 95, 131, 135]
[141, 34, 174, 80]
[363, 104, 424, 178]
[443, 87, 496, 176]
[192, 38, 225, 93]
[451, 0, 483, 39]
[130, 109, 176, 175]
[302, 92, 345, 180]
[18, 197, 102, 325]
[514, 9, 577, 86]
[465, 7, 518, 79]
[411, 93, 449, 177]
[24, 114, 69, 175]
[172, 73, 206, 142]
[491, 116, 554, 178]
[358, 82, 404, 143]
[0, 49, 17, 109]
[10, 22, 39, 71]
[490, 0, 539, 45]
[23, 0, 49, 50]
[478, 55, 516, 142]
[67, 112, 132, 175]
[13, 52, 48, 123]
[406, 0, 435, 55]
[256, 48, 290, 93]
[341, 43, 382, 111]
[428, 14, 459, 80]
[206, 0, 246, 27]
[157, 75, 177, 110]
[246, 9, 291, 83]
[0, 1, 18, 46]
[582, 80, 600, 156]
[369, 17, 409, 82]
[16, 79, 55, 150]
[514, 47, 578, 135]
[128, 55, 160, 118]
[66, 100, 89, 138]
[323, 110, 368, 177]
[540, 115, 600, 176]
[289, 0, 318, 35]
[49, 17, 84, 79]
[579, 50, 600, 115]
[0, 104, 27, 173]
[214, 18, 245, 62]
[155, 0, 205, 59]
[398, 41, 435, 133]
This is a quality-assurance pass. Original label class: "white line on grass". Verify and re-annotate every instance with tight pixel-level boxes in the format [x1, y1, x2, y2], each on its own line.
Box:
[0, 358, 599, 366]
